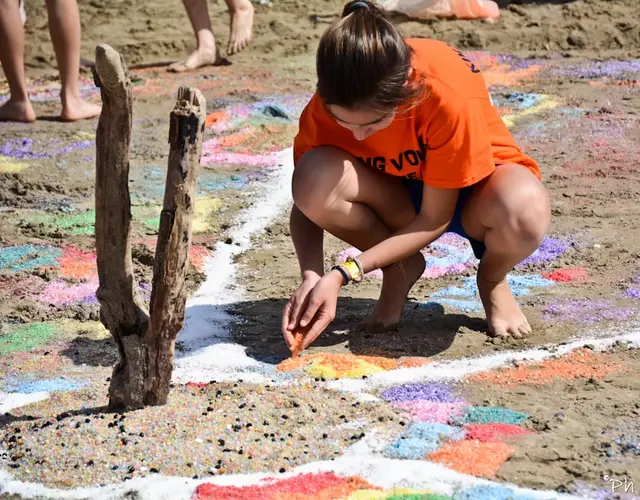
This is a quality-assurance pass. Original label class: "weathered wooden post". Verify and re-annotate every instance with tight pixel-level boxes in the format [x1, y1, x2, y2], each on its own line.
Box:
[94, 44, 206, 410]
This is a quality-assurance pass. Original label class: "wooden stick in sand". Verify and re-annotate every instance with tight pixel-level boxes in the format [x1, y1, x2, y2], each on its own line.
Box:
[94, 43, 206, 410]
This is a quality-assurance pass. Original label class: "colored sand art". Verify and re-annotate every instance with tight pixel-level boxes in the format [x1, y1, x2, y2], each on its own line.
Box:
[0, 323, 58, 355]
[543, 298, 635, 323]
[30, 210, 95, 236]
[36, 278, 98, 306]
[0, 156, 28, 173]
[384, 423, 465, 459]
[277, 353, 430, 379]
[517, 237, 571, 266]
[2, 376, 87, 394]
[194, 472, 378, 500]
[543, 267, 588, 283]
[0, 245, 63, 274]
[428, 441, 515, 478]
[59, 246, 97, 279]
[463, 423, 533, 443]
[497, 94, 558, 128]
[422, 273, 554, 314]
[392, 402, 466, 424]
[451, 407, 529, 426]
[0, 138, 93, 160]
[382, 383, 462, 404]
[467, 349, 625, 386]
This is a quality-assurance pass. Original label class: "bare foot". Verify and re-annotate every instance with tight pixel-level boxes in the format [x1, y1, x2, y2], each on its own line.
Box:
[60, 97, 101, 122]
[0, 97, 36, 123]
[168, 44, 223, 73]
[477, 274, 532, 339]
[227, 0, 254, 56]
[359, 252, 426, 332]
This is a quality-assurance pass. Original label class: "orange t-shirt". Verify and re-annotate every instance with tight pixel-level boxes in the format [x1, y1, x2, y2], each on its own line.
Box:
[293, 39, 540, 188]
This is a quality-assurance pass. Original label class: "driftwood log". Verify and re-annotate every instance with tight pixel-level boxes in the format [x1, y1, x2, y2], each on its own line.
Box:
[94, 44, 206, 410]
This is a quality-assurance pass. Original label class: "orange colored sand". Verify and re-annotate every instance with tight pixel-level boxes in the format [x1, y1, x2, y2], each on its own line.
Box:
[277, 352, 430, 378]
[59, 247, 97, 279]
[467, 349, 625, 386]
[428, 440, 515, 478]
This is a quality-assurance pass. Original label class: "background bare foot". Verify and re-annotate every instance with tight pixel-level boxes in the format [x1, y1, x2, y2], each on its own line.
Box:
[227, 1, 254, 55]
[60, 98, 101, 122]
[0, 97, 36, 123]
[168, 45, 223, 73]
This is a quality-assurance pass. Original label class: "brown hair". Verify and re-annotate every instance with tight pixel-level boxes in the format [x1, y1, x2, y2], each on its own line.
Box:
[316, 0, 423, 114]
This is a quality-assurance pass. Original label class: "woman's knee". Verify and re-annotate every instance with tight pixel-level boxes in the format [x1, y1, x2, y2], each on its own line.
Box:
[501, 179, 550, 248]
[292, 147, 355, 216]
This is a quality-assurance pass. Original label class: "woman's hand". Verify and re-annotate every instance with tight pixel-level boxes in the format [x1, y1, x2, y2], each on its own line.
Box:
[282, 272, 321, 347]
[281, 270, 344, 349]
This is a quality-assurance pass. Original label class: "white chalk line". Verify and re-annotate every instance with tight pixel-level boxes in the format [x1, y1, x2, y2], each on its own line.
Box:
[171, 147, 295, 382]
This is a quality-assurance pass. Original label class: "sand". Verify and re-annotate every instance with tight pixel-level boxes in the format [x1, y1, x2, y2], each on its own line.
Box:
[1, 0, 639, 497]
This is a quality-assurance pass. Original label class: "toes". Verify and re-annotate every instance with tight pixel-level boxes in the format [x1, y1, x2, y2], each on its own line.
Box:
[518, 322, 532, 338]
[509, 328, 523, 339]
[489, 324, 509, 338]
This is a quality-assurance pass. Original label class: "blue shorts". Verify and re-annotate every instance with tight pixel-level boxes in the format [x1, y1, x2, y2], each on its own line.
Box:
[402, 179, 486, 260]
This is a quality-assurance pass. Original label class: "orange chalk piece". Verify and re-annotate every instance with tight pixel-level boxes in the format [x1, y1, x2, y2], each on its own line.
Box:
[291, 332, 304, 358]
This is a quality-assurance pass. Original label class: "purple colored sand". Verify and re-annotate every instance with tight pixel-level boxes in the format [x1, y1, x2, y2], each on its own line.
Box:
[518, 237, 570, 266]
[624, 288, 640, 299]
[0, 138, 93, 160]
[543, 298, 635, 324]
[381, 383, 462, 404]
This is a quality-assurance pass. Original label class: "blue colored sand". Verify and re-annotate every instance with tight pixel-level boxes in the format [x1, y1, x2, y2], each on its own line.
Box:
[453, 485, 536, 500]
[384, 423, 464, 459]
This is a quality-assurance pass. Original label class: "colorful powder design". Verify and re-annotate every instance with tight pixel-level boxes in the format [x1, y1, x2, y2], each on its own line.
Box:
[0, 245, 63, 274]
[276, 353, 429, 379]
[463, 423, 533, 443]
[392, 401, 466, 424]
[624, 287, 640, 299]
[0, 138, 93, 160]
[452, 485, 535, 500]
[0, 323, 58, 355]
[2, 376, 87, 394]
[467, 349, 625, 387]
[543, 267, 588, 283]
[31, 210, 95, 236]
[194, 472, 378, 500]
[451, 407, 529, 426]
[517, 237, 571, 266]
[543, 298, 635, 323]
[201, 140, 283, 168]
[0, 156, 28, 173]
[59, 247, 97, 279]
[428, 441, 515, 479]
[36, 279, 99, 306]
[422, 274, 554, 314]
[384, 423, 465, 459]
[550, 60, 640, 80]
[189, 246, 209, 272]
[381, 383, 462, 404]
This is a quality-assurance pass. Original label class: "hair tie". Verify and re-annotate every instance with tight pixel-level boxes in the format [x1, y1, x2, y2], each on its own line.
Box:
[349, 1, 370, 12]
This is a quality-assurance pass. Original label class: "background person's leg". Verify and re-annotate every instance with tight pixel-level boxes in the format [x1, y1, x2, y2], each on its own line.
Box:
[168, 0, 220, 72]
[293, 147, 426, 331]
[45, 0, 101, 121]
[0, 0, 36, 122]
